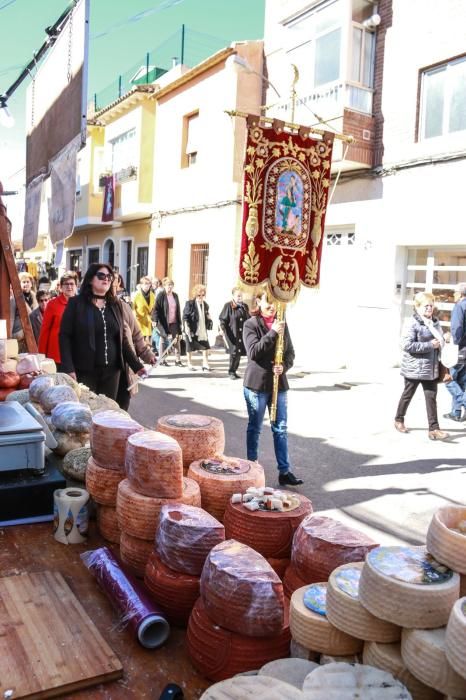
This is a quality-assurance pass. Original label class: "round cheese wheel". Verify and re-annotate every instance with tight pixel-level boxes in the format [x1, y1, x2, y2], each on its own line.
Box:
[200, 675, 303, 699]
[91, 410, 144, 470]
[284, 564, 309, 598]
[96, 505, 121, 544]
[16, 354, 41, 375]
[327, 563, 401, 643]
[290, 584, 363, 656]
[144, 551, 200, 627]
[187, 597, 291, 682]
[85, 457, 123, 506]
[116, 477, 201, 540]
[29, 375, 55, 401]
[302, 662, 413, 699]
[258, 658, 318, 689]
[461, 575, 466, 598]
[268, 557, 291, 579]
[0, 359, 18, 373]
[359, 546, 460, 629]
[427, 506, 466, 574]
[125, 430, 183, 498]
[119, 532, 154, 578]
[200, 539, 285, 637]
[156, 504, 225, 575]
[363, 641, 443, 700]
[292, 515, 377, 583]
[157, 414, 225, 470]
[0, 371, 20, 389]
[445, 598, 466, 682]
[40, 384, 78, 412]
[187, 456, 265, 522]
[401, 628, 466, 698]
[18, 372, 41, 389]
[224, 493, 312, 558]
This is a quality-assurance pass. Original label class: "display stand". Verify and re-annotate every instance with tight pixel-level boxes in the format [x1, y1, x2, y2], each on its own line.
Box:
[0, 182, 37, 352]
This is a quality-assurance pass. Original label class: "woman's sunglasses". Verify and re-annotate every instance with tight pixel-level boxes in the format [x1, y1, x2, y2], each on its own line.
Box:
[96, 272, 113, 281]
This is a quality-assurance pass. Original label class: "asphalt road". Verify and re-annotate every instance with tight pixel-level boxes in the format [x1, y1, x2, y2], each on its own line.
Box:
[129, 350, 466, 548]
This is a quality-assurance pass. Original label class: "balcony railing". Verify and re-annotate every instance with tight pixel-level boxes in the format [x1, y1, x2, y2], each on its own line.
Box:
[275, 80, 373, 121]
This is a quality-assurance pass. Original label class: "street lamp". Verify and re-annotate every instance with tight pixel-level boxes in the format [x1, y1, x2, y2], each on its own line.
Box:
[226, 54, 282, 99]
[0, 96, 14, 128]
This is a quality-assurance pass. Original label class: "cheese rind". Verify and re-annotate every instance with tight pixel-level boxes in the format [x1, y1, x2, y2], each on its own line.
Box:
[427, 506, 466, 574]
[157, 413, 225, 470]
[401, 627, 466, 698]
[445, 597, 466, 681]
[125, 430, 183, 498]
[200, 675, 303, 699]
[302, 662, 413, 699]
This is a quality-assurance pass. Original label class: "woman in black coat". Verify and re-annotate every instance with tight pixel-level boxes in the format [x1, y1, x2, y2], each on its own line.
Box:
[182, 284, 213, 371]
[219, 287, 250, 379]
[243, 290, 302, 487]
[59, 263, 145, 401]
[152, 277, 183, 367]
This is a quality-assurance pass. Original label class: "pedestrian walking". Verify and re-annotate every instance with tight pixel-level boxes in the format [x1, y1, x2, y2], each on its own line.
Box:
[132, 276, 155, 343]
[38, 271, 78, 368]
[59, 263, 145, 401]
[182, 284, 213, 371]
[242, 290, 303, 486]
[29, 290, 50, 343]
[219, 287, 250, 379]
[152, 277, 183, 367]
[114, 273, 132, 305]
[394, 292, 449, 440]
[10, 272, 38, 347]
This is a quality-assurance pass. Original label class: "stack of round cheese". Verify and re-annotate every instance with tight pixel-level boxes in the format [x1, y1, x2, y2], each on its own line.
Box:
[96, 504, 121, 544]
[445, 598, 466, 683]
[144, 552, 202, 627]
[301, 662, 414, 700]
[401, 627, 466, 698]
[363, 641, 443, 700]
[116, 477, 201, 541]
[125, 430, 183, 498]
[290, 583, 363, 656]
[156, 504, 225, 575]
[327, 563, 401, 643]
[119, 532, 154, 576]
[268, 557, 291, 579]
[157, 414, 225, 472]
[187, 457, 265, 522]
[200, 540, 285, 637]
[292, 515, 378, 585]
[200, 674, 302, 699]
[187, 597, 291, 682]
[426, 506, 466, 576]
[224, 493, 312, 559]
[359, 546, 459, 629]
[86, 412, 144, 543]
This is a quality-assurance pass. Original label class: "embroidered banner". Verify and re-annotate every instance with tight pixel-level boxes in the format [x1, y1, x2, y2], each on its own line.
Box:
[239, 117, 334, 301]
[101, 175, 115, 222]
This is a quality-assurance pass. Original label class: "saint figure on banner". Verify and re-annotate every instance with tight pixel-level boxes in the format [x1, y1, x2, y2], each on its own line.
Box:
[276, 171, 303, 236]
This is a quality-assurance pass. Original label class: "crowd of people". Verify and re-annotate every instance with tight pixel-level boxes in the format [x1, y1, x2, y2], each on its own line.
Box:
[12, 262, 466, 484]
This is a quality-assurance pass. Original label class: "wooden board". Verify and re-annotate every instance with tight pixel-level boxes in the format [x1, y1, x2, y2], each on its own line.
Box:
[0, 570, 123, 699]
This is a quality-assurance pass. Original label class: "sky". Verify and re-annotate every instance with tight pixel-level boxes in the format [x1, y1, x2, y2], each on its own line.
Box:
[0, 0, 265, 185]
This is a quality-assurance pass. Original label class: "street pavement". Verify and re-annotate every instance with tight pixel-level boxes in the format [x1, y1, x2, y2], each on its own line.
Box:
[129, 350, 466, 548]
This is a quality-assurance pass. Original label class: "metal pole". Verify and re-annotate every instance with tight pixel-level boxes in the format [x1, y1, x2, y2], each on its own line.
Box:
[181, 24, 185, 65]
[270, 302, 286, 422]
[118, 75, 122, 98]
[146, 52, 150, 83]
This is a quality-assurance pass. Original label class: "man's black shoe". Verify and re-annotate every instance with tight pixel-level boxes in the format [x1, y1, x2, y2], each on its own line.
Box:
[229, 373, 239, 380]
[278, 471, 303, 486]
[443, 412, 463, 422]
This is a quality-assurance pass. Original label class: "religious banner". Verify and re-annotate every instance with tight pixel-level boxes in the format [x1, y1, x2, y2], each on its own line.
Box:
[47, 135, 80, 245]
[239, 116, 334, 301]
[101, 175, 115, 222]
[23, 174, 45, 251]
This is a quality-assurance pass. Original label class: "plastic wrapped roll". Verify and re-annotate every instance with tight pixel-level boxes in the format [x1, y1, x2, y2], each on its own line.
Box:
[187, 457, 265, 522]
[86, 457, 123, 506]
[157, 414, 225, 470]
[284, 564, 312, 598]
[116, 478, 201, 541]
[81, 546, 170, 649]
[29, 374, 55, 401]
[91, 410, 144, 471]
[96, 505, 121, 544]
[51, 401, 92, 434]
[120, 532, 154, 578]
[40, 385, 78, 412]
[187, 597, 291, 681]
[125, 430, 183, 498]
[156, 504, 225, 575]
[224, 493, 312, 558]
[292, 515, 378, 582]
[200, 540, 285, 637]
[144, 552, 200, 627]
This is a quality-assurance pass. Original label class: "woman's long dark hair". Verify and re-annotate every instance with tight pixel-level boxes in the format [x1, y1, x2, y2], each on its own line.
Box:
[80, 263, 117, 304]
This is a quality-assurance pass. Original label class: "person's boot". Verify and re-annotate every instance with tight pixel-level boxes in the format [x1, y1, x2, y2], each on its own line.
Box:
[394, 420, 409, 433]
[428, 429, 450, 441]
